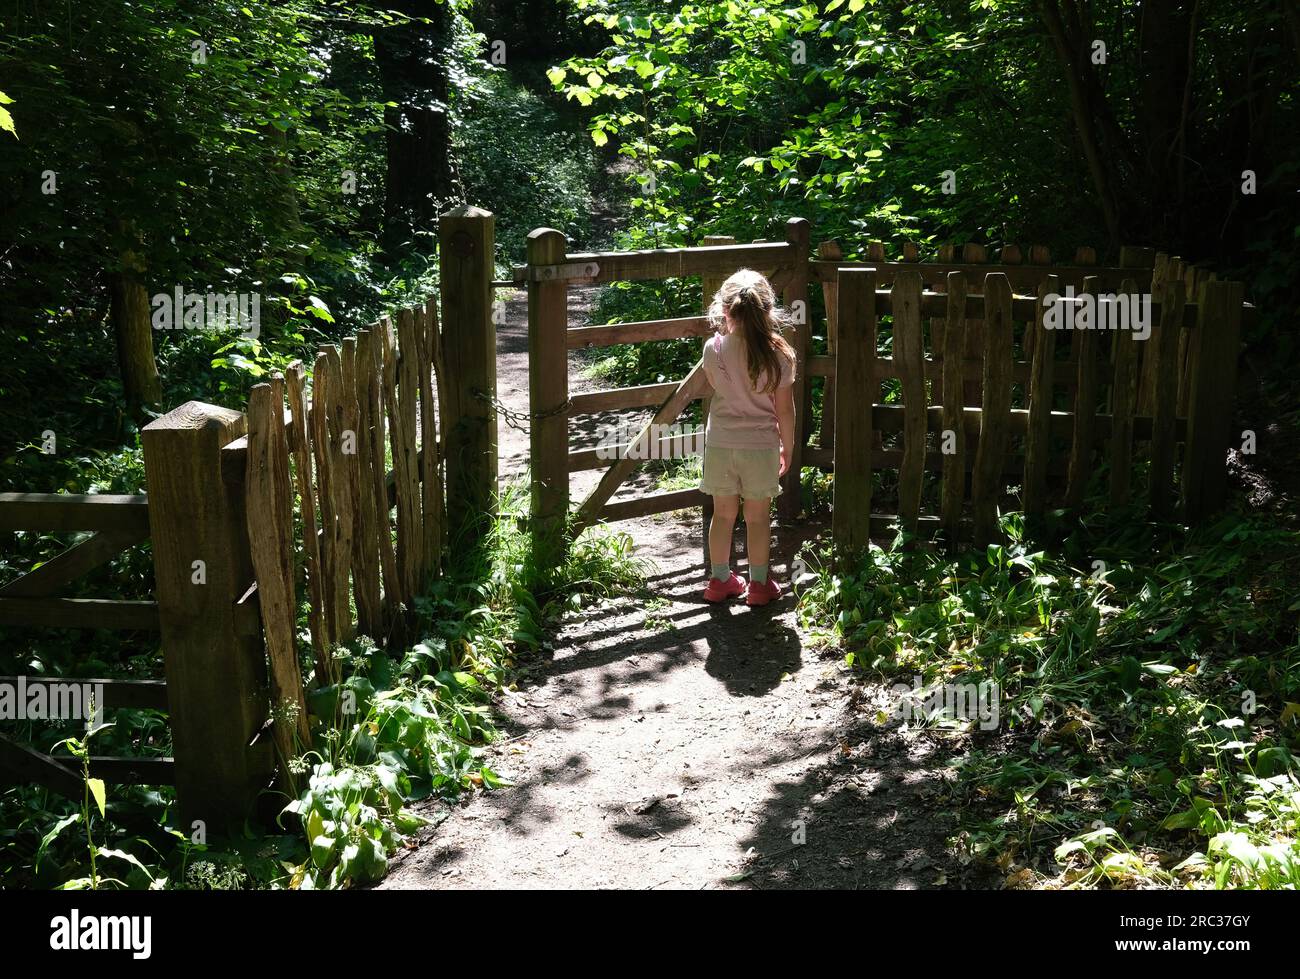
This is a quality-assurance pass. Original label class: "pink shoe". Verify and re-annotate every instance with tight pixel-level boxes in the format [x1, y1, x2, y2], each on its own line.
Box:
[703, 571, 745, 602]
[745, 578, 782, 607]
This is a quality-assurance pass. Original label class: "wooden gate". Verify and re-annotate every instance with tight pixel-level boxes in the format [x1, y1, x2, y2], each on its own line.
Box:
[0, 493, 180, 799]
[522, 219, 811, 563]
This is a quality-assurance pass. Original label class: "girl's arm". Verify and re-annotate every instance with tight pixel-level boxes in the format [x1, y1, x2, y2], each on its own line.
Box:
[775, 384, 796, 476]
[700, 338, 717, 395]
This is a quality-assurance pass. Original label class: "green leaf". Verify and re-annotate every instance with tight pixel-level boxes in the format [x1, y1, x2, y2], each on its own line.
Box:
[1142, 662, 1177, 676]
[1159, 798, 1214, 831]
[1117, 656, 1141, 694]
[307, 807, 325, 843]
[96, 847, 155, 881]
[36, 813, 81, 868]
[311, 834, 337, 868]
[1210, 832, 1261, 868]
[87, 778, 107, 817]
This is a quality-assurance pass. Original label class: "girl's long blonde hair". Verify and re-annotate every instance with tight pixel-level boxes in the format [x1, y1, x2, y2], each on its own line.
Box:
[707, 269, 796, 395]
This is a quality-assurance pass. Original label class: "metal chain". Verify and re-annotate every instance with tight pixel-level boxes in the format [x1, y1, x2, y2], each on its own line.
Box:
[472, 388, 572, 434]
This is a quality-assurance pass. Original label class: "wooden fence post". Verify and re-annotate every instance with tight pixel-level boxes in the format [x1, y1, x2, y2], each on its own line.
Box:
[939, 271, 968, 545]
[1066, 275, 1102, 508]
[832, 269, 876, 560]
[1108, 277, 1141, 505]
[892, 270, 926, 534]
[439, 205, 497, 550]
[779, 217, 811, 521]
[1023, 275, 1059, 528]
[817, 240, 843, 453]
[143, 402, 272, 832]
[528, 227, 570, 568]
[1148, 260, 1185, 518]
[245, 380, 310, 795]
[961, 244, 988, 407]
[1183, 280, 1244, 522]
[971, 272, 1013, 544]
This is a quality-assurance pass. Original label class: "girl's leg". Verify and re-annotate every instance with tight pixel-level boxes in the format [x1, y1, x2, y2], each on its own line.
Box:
[709, 494, 740, 573]
[743, 497, 771, 580]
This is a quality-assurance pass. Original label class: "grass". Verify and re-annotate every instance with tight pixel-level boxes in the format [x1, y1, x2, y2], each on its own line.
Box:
[795, 505, 1300, 889]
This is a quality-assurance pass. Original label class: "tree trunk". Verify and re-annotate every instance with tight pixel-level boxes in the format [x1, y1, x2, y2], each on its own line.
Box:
[374, 1, 455, 253]
[110, 242, 161, 409]
[261, 121, 303, 262]
[1039, 0, 1123, 248]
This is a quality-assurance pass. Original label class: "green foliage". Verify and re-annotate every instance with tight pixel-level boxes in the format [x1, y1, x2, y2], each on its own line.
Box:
[456, 71, 601, 263]
[797, 510, 1300, 888]
[554, 0, 1089, 250]
[1, 1, 391, 312]
[0, 89, 15, 137]
[282, 762, 418, 889]
[553, 0, 1297, 384]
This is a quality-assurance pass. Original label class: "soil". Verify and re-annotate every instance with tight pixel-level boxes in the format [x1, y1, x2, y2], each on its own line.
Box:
[378, 287, 996, 890]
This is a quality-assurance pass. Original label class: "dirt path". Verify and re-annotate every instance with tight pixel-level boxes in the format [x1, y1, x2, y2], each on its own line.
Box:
[380, 291, 987, 890]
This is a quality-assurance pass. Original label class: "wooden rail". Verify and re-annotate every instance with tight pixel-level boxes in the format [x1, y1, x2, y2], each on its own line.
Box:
[515, 240, 794, 285]
[567, 315, 713, 349]
[0, 481, 245, 814]
[0, 493, 149, 533]
[567, 382, 684, 417]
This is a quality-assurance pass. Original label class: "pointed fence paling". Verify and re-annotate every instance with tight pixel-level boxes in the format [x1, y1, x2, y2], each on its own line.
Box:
[820, 245, 1247, 555]
[242, 300, 449, 743]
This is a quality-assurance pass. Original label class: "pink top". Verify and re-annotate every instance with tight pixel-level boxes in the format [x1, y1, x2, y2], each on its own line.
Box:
[701, 332, 794, 449]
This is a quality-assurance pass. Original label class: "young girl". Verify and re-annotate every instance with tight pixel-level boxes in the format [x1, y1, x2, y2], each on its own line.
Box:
[699, 269, 796, 606]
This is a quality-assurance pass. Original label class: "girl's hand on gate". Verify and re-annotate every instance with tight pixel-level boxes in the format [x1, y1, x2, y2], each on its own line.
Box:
[779, 446, 789, 477]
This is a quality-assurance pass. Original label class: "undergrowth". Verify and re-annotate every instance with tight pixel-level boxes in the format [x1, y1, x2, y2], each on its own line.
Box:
[796, 507, 1300, 889]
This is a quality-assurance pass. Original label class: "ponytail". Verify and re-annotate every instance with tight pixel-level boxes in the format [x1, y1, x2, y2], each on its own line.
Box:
[707, 269, 795, 395]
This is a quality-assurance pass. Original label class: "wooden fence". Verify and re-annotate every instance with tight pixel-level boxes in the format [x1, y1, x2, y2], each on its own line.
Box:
[234, 299, 448, 790]
[818, 244, 1248, 552]
[520, 228, 1250, 564]
[0, 207, 1249, 829]
[0, 206, 497, 830]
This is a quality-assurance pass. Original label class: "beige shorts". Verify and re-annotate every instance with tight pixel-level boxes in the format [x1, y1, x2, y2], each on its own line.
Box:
[700, 445, 782, 500]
